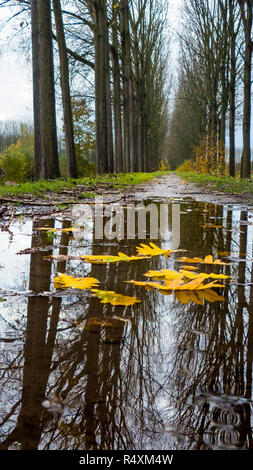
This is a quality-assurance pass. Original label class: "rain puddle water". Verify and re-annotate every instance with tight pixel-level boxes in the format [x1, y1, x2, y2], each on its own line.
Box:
[0, 196, 253, 450]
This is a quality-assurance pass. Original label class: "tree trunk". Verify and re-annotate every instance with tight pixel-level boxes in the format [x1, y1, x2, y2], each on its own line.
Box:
[105, 4, 114, 174]
[94, 0, 114, 175]
[228, 0, 236, 177]
[120, 0, 135, 173]
[111, 3, 123, 173]
[239, 1, 252, 179]
[53, 0, 78, 178]
[38, 0, 60, 179]
[95, 1, 108, 174]
[31, 0, 42, 180]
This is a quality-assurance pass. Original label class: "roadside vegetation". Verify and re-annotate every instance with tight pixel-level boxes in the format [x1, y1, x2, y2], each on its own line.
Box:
[0, 171, 169, 198]
[177, 171, 253, 195]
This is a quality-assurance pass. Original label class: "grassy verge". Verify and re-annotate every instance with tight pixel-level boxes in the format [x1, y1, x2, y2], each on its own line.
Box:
[176, 171, 253, 195]
[0, 171, 169, 198]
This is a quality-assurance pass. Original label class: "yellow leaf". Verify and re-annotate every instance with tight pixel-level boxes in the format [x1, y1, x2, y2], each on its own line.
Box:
[175, 290, 203, 305]
[204, 255, 213, 263]
[128, 276, 225, 292]
[181, 265, 199, 271]
[177, 256, 203, 263]
[37, 227, 78, 233]
[198, 289, 225, 303]
[81, 253, 148, 264]
[54, 273, 99, 290]
[177, 255, 231, 266]
[136, 242, 182, 258]
[91, 289, 141, 306]
[179, 270, 230, 280]
[144, 269, 183, 280]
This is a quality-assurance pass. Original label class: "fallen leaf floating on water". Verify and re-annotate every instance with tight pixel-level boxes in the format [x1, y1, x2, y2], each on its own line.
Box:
[91, 289, 141, 306]
[181, 265, 199, 271]
[81, 252, 148, 264]
[176, 255, 231, 265]
[174, 290, 225, 305]
[144, 268, 230, 281]
[144, 269, 183, 280]
[44, 254, 81, 261]
[128, 276, 225, 291]
[37, 227, 78, 233]
[54, 273, 99, 290]
[135, 242, 184, 258]
[179, 270, 230, 280]
[200, 224, 223, 229]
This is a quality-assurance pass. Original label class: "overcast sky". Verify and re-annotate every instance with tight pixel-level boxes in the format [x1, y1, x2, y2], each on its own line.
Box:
[0, 1, 182, 123]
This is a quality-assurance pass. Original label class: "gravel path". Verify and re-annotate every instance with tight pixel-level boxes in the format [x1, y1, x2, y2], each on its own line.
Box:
[129, 173, 253, 207]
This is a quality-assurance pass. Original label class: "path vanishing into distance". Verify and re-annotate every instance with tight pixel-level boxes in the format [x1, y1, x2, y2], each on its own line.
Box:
[131, 173, 253, 207]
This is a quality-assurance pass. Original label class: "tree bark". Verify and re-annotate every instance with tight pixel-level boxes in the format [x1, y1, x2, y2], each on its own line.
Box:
[53, 0, 78, 178]
[120, 0, 135, 173]
[238, 0, 252, 179]
[111, 2, 123, 173]
[94, 0, 114, 174]
[228, 0, 237, 177]
[31, 0, 42, 180]
[31, 0, 60, 179]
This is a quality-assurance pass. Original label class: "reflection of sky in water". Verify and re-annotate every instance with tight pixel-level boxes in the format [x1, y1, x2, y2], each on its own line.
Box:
[0, 221, 32, 290]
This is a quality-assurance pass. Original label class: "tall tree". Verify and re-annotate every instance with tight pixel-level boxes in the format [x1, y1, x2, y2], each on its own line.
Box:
[31, 0, 60, 179]
[53, 0, 78, 178]
[237, 0, 253, 178]
[110, 0, 123, 173]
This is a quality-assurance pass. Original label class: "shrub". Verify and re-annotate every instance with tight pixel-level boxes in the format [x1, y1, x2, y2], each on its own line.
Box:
[176, 159, 195, 172]
[0, 144, 27, 182]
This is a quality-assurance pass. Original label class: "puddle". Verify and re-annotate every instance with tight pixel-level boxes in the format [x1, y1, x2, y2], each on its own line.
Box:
[0, 198, 253, 450]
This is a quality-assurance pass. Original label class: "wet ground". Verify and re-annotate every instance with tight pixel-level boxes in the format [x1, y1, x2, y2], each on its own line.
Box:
[0, 174, 253, 450]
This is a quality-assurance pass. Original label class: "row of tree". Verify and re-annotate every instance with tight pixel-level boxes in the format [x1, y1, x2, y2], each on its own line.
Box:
[1, 0, 170, 179]
[167, 0, 252, 178]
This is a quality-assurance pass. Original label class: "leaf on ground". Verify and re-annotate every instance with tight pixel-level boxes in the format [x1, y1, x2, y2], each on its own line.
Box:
[135, 242, 183, 258]
[91, 289, 141, 306]
[176, 255, 231, 265]
[54, 273, 99, 290]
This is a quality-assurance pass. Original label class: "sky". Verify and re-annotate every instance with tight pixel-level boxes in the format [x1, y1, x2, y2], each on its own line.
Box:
[0, 54, 33, 121]
[0, 4, 33, 122]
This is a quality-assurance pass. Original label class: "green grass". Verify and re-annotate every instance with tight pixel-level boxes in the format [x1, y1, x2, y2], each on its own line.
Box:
[0, 171, 169, 198]
[176, 171, 253, 195]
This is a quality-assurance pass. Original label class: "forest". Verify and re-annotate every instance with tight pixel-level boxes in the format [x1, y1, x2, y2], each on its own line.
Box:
[0, 0, 252, 184]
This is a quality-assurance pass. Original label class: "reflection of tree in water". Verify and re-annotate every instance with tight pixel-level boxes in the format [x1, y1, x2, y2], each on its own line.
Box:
[43, 216, 169, 450]
[166, 209, 253, 450]
[1, 202, 253, 450]
[0, 209, 171, 450]
[0, 219, 72, 449]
